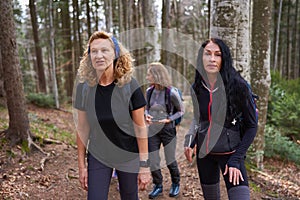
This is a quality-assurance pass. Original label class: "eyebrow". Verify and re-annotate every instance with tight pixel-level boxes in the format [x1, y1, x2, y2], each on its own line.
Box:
[204, 48, 221, 53]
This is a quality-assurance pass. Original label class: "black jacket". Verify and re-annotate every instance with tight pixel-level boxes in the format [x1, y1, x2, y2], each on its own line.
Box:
[184, 80, 257, 169]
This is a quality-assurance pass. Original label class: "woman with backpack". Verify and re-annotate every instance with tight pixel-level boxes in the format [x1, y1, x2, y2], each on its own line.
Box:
[184, 38, 258, 200]
[73, 31, 151, 199]
[145, 62, 184, 199]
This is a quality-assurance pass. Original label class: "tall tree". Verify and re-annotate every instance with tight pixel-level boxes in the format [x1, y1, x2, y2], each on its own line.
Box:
[142, 0, 160, 62]
[273, 0, 283, 72]
[161, 0, 171, 67]
[287, 0, 293, 79]
[0, 0, 32, 145]
[210, 0, 251, 81]
[61, 0, 74, 97]
[292, 0, 299, 79]
[29, 0, 47, 93]
[72, 0, 81, 70]
[85, 0, 91, 37]
[251, 0, 273, 169]
[104, 0, 113, 33]
[49, 0, 59, 109]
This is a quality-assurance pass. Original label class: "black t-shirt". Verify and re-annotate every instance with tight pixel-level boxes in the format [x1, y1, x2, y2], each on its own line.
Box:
[74, 78, 146, 164]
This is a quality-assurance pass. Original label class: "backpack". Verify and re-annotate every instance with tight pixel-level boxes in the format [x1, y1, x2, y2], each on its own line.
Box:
[146, 85, 183, 126]
[238, 82, 259, 136]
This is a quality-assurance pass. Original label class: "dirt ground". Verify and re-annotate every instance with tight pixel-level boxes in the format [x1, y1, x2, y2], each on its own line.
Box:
[0, 104, 299, 200]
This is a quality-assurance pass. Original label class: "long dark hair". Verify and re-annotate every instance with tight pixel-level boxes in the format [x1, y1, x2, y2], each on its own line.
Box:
[193, 38, 250, 120]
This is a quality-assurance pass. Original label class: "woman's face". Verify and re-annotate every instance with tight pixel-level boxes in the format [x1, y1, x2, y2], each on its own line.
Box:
[146, 68, 155, 84]
[202, 41, 222, 75]
[89, 38, 115, 72]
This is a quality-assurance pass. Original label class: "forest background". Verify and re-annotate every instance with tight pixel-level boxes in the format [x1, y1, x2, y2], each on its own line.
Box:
[0, 0, 299, 199]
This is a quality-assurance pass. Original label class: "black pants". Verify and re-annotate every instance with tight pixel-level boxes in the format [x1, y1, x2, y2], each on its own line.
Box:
[148, 124, 180, 185]
[196, 153, 249, 190]
[87, 153, 139, 200]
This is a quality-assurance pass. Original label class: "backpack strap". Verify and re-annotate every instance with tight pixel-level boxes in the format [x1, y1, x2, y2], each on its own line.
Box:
[146, 85, 155, 110]
[165, 86, 172, 115]
[122, 82, 133, 111]
[81, 82, 90, 108]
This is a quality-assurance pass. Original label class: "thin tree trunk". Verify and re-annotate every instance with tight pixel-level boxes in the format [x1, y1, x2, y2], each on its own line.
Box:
[49, 0, 59, 109]
[61, 0, 73, 97]
[292, 0, 299, 79]
[29, 0, 47, 93]
[0, 0, 32, 145]
[274, 0, 283, 71]
[104, 0, 113, 33]
[287, 0, 293, 79]
[161, 0, 171, 66]
[251, 0, 273, 170]
[86, 0, 91, 37]
[72, 0, 80, 71]
[119, 0, 124, 32]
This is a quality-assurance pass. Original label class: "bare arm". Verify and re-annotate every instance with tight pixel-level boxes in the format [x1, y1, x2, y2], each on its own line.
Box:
[132, 107, 148, 162]
[131, 106, 151, 190]
[76, 110, 90, 190]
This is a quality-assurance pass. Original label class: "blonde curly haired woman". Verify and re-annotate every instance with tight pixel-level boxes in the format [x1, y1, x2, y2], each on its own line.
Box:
[73, 31, 150, 200]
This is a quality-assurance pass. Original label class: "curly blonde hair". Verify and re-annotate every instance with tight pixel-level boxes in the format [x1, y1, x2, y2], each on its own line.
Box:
[77, 31, 134, 87]
[148, 62, 172, 90]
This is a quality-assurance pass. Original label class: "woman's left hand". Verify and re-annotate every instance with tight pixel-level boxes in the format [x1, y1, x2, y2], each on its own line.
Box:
[223, 164, 244, 185]
[158, 118, 171, 124]
[138, 167, 151, 191]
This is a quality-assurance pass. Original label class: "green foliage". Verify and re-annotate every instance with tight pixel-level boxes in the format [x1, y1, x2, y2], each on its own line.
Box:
[29, 113, 76, 146]
[264, 125, 300, 165]
[267, 71, 300, 140]
[26, 93, 55, 108]
[21, 140, 30, 153]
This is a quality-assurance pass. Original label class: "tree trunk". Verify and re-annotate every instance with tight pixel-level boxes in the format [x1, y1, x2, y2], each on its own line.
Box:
[0, 0, 32, 145]
[104, 0, 113, 33]
[61, 0, 73, 97]
[161, 0, 171, 66]
[86, 0, 91, 37]
[49, 0, 59, 109]
[251, 0, 273, 169]
[29, 0, 47, 93]
[0, 45, 5, 107]
[142, 0, 160, 62]
[293, 0, 299, 79]
[287, 0, 293, 79]
[72, 0, 81, 71]
[210, 0, 251, 81]
[273, 0, 283, 71]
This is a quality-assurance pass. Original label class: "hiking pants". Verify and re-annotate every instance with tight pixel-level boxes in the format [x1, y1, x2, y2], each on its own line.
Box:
[87, 153, 138, 200]
[196, 153, 249, 197]
[148, 124, 180, 185]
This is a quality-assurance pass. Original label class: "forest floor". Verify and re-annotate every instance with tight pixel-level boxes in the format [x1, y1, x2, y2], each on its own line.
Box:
[0, 103, 299, 200]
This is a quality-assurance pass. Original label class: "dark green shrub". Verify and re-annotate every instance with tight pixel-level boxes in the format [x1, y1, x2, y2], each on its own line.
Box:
[26, 93, 55, 108]
[267, 71, 300, 140]
[264, 125, 300, 165]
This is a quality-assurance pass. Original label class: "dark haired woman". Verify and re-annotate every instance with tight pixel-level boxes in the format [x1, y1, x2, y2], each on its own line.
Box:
[184, 38, 257, 200]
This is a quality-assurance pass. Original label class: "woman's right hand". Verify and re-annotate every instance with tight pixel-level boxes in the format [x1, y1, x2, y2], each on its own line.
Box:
[184, 146, 195, 163]
[79, 167, 88, 191]
[145, 114, 153, 124]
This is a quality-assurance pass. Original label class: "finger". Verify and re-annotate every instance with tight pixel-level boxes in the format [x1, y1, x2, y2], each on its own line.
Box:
[240, 171, 244, 182]
[229, 169, 233, 183]
[233, 170, 237, 185]
[187, 149, 193, 162]
[223, 165, 228, 175]
[184, 149, 190, 161]
[85, 176, 88, 190]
